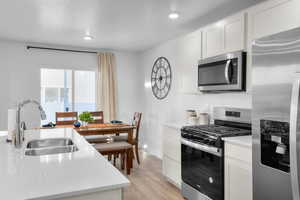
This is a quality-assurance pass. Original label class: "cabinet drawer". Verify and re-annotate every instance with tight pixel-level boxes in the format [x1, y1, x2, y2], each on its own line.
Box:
[225, 143, 252, 164]
[163, 155, 181, 188]
[162, 126, 181, 162]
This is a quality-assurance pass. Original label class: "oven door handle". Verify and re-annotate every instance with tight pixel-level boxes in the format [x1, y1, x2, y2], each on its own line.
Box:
[225, 59, 232, 84]
[181, 138, 222, 157]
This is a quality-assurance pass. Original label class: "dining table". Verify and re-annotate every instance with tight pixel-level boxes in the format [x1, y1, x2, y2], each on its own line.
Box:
[42, 123, 136, 170]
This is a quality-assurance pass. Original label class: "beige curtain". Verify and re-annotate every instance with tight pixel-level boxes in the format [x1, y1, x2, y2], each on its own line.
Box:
[96, 52, 117, 122]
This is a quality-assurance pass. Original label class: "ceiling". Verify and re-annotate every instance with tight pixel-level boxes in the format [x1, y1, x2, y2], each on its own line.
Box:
[0, 0, 264, 52]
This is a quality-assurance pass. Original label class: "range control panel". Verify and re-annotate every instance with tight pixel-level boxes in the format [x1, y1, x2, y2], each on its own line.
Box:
[225, 111, 241, 118]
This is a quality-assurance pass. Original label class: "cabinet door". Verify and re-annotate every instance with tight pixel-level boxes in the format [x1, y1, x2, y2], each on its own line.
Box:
[224, 13, 246, 52]
[225, 157, 252, 200]
[203, 12, 246, 59]
[162, 126, 181, 162]
[249, 0, 300, 39]
[203, 25, 224, 58]
[162, 155, 181, 188]
[179, 29, 202, 94]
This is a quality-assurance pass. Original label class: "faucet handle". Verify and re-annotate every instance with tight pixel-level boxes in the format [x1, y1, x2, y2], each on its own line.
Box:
[20, 121, 26, 131]
[20, 121, 26, 141]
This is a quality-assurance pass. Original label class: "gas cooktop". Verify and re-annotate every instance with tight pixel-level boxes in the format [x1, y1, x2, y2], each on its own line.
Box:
[182, 124, 251, 138]
[181, 120, 251, 148]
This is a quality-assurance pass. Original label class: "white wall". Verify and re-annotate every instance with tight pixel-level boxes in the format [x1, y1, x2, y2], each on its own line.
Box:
[0, 40, 141, 130]
[139, 29, 252, 158]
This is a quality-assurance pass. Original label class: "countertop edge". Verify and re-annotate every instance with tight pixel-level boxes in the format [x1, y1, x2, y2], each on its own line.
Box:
[222, 136, 252, 148]
[32, 182, 130, 200]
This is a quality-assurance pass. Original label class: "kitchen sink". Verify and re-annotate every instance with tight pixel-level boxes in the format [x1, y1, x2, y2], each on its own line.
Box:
[25, 145, 78, 156]
[26, 138, 74, 149]
[25, 138, 78, 156]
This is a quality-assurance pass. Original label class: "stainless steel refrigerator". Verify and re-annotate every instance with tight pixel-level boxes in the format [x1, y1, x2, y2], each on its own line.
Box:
[252, 27, 300, 200]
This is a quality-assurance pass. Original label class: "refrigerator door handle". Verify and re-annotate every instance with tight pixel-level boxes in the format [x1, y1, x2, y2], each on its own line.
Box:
[290, 78, 300, 200]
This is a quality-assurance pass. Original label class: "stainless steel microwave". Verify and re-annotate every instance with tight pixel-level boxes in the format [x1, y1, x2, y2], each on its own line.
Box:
[198, 51, 246, 92]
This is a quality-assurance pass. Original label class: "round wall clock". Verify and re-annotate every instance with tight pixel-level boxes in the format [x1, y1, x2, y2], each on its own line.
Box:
[151, 57, 172, 100]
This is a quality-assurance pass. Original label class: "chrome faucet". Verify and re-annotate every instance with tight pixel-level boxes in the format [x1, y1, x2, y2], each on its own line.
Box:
[14, 99, 46, 148]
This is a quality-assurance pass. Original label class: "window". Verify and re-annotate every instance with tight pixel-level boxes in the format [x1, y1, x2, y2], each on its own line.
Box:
[45, 88, 59, 103]
[41, 68, 96, 123]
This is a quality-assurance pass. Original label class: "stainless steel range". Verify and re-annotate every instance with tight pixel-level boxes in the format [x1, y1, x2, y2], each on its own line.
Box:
[181, 107, 251, 200]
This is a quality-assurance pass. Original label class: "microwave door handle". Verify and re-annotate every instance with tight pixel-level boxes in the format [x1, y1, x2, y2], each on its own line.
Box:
[224, 60, 231, 84]
[290, 78, 300, 200]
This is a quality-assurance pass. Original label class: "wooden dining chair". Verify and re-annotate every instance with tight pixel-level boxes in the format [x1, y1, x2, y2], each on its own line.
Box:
[89, 111, 104, 124]
[113, 112, 142, 164]
[93, 142, 133, 175]
[56, 112, 78, 125]
[84, 111, 108, 143]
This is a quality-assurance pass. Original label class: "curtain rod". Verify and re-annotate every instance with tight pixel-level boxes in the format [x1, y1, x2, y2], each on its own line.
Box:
[26, 46, 98, 54]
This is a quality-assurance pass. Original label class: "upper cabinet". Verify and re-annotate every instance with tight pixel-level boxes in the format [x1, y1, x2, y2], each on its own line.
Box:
[248, 0, 300, 40]
[203, 25, 224, 58]
[203, 12, 246, 59]
[179, 29, 202, 94]
[224, 14, 246, 53]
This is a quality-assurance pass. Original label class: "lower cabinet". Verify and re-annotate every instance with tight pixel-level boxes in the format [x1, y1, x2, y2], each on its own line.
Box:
[225, 143, 252, 200]
[162, 124, 181, 188]
[162, 155, 181, 188]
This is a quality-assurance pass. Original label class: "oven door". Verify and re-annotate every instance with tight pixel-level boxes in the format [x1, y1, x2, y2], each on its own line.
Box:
[198, 51, 245, 92]
[181, 138, 223, 200]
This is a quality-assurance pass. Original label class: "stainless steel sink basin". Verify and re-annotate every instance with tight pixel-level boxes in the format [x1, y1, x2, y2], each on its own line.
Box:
[25, 145, 78, 156]
[26, 138, 74, 149]
[25, 138, 78, 156]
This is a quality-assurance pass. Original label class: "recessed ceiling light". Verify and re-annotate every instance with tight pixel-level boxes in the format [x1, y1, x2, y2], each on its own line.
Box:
[168, 12, 179, 20]
[83, 35, 93, 40]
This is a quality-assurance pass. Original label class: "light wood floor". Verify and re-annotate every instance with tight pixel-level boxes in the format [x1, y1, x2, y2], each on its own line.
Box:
[118, 151, 184, 200]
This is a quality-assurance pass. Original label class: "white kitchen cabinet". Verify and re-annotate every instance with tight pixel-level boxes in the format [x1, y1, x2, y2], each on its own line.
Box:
[203, 25, 224, 58]
[203, 12, 246, 58]
[248, 0, 300, 40]
[162, 155, 181, 188]
[162, 124, 181, 188]
[224, 13, 246, 53]
[179, 29, 202, 94]
[224, 141, 252, 200]
[225, 157, 252, 200]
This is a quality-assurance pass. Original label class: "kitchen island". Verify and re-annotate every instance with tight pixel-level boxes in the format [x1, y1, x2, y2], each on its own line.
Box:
[0, 128, 130, 200]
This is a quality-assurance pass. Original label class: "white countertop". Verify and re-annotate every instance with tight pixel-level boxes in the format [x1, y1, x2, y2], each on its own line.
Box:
[0, 128, 130, 200]
[222, 135, 252, 148]
[163, 122, 188, 130]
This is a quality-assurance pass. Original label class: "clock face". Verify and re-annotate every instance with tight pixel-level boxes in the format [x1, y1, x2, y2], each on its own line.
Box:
[151, 57, 172, 100]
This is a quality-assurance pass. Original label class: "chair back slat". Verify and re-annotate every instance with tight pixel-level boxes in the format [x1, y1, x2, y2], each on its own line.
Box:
[56, 112, 78, 125]
[89, 111, 104, 124]
[132, 112, 142, 141]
